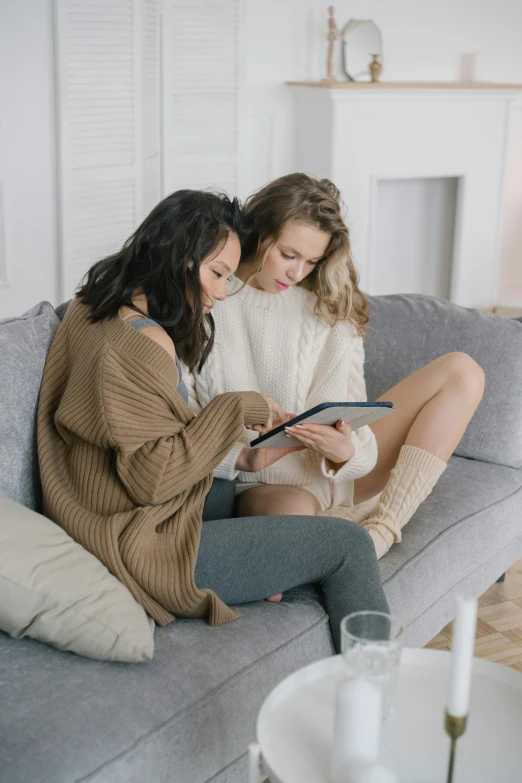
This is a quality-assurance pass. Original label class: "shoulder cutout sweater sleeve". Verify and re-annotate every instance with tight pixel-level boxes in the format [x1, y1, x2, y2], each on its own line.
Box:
[306, 330, 378, 482]
[102, 349, 269, 505]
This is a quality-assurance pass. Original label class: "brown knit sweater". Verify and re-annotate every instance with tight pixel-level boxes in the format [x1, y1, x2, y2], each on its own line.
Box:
[37, 299, 271, 626]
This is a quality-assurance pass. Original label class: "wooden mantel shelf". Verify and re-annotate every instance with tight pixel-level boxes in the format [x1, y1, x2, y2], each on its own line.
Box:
[286, 80, 522, 90]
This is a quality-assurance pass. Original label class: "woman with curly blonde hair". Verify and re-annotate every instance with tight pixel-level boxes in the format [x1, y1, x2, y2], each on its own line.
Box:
[185, 173, 485, 563]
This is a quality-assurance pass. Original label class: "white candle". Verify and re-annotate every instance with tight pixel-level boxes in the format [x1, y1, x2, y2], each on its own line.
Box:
[330, 678, 381, 782]
[447, 596, 478, 717]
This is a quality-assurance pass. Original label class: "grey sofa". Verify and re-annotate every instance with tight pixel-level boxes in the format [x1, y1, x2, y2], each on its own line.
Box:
[1, 294, 522, 783]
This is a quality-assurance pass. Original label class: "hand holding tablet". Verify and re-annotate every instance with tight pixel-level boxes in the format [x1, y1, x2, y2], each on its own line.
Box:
[250, 402, 395, 449]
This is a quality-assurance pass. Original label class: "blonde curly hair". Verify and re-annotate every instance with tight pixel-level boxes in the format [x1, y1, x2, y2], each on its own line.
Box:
[240, 173, 369, 334]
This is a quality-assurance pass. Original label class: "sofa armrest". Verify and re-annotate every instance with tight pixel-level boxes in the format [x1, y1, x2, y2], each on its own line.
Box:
[364, 294, 522, 469]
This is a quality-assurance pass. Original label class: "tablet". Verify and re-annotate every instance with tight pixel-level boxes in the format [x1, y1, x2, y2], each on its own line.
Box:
[250, 401, 395, 449]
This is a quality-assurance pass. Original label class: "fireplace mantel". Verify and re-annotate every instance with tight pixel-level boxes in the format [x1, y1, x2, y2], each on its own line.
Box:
[287, 81, 522, 91]
[287, 82, 522, 308]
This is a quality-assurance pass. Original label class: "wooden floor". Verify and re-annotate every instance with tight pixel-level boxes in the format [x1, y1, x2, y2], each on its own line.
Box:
[425, 557, 522, 672]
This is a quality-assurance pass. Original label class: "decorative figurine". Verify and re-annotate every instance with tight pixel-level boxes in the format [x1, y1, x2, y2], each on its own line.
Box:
[324, 6, 342, 82]
[369, 54, 382, 82]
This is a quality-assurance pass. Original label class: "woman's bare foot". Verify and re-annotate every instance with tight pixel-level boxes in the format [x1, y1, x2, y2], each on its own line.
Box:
[265, 593, 283, 602]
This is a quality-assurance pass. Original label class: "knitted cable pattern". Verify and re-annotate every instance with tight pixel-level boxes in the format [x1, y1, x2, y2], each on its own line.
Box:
[185, 281, 378, 502]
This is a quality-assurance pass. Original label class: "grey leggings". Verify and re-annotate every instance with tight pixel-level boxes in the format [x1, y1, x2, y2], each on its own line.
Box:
[195, 480, 389, 652]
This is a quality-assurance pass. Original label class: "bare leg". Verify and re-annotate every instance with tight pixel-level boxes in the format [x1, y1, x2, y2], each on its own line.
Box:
[237, 353, 483, 513]
[236, 353, 484, 564]
[353, 352, 484, 504]
[235, 485, 323, 518]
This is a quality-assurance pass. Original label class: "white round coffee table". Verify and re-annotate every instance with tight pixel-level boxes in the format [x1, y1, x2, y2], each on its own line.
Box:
[251, 648, 522, 783]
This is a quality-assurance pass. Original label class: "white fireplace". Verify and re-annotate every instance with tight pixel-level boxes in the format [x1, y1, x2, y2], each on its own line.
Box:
[288, 82, 522, 309]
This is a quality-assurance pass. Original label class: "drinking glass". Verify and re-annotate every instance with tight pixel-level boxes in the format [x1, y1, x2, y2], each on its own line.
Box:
[340, 611, 404, 718]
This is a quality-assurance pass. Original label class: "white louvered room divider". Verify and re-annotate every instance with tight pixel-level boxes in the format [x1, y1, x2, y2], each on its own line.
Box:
[55, 0, 240, 301]
[161, 0, 240, 197]
[54, 0, 161, 300]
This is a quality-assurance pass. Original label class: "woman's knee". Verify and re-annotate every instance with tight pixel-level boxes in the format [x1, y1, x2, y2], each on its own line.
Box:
[347, 520, 376, 556]
[442, 352, 485, 402]
[323, 517, 377, 559]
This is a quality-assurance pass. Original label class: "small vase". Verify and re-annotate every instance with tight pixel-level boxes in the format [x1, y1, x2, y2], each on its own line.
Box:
[369, 54, 382, 83]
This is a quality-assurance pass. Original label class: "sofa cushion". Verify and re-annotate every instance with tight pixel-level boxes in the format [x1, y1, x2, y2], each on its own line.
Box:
[54, 299, 71, 321]
[365, 294, 522, 468]
[1, 457, 521, 782]
[0, 301, 60, 510]
[381, 455, 522, 636]
[0, 492, 154, 663]
[0, 589, 332, 783]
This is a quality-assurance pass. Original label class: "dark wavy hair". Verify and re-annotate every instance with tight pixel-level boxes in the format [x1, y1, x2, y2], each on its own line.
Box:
[77, 190, 244, 371]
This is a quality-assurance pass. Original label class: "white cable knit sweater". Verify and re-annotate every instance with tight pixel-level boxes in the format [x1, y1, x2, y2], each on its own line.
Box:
[183, 280, 378, 508]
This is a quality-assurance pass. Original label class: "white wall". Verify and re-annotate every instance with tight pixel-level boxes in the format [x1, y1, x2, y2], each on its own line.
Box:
[1, 0, 521, 317]
[497, 105, 522, 307]
[238, 0, 522, 188]
[238, 0, 522, 307]
[0, 0, 57, 317]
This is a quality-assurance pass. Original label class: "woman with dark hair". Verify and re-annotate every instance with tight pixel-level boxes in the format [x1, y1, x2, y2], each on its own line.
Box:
[37, 189, 388, 652]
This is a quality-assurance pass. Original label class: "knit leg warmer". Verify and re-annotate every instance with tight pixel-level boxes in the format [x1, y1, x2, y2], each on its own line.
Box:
[328, 445, 446, 560]
[363, 445, 446, 559]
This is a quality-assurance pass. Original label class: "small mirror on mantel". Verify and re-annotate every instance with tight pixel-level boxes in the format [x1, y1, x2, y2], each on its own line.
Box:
[342, 19, 382, 82]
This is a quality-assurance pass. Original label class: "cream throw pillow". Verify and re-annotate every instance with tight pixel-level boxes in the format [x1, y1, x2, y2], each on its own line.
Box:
[0, 492, 154, 662]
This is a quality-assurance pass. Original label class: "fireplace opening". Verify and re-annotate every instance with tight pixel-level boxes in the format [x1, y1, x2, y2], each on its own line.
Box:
[372, 177, 459, 300]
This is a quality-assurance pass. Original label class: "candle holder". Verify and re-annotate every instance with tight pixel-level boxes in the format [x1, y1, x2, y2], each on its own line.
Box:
[444, 711, 468, 783]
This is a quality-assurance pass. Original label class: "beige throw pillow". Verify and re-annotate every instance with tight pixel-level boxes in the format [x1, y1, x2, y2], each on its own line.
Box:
[0, 492, 154, 662]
